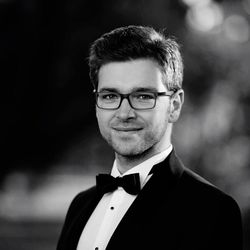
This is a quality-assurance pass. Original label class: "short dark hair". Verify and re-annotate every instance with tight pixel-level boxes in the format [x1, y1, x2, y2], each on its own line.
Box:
[88, 25, 183, 91]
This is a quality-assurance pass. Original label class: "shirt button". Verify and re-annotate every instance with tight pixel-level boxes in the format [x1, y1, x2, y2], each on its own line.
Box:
[110, 206, 114, 210]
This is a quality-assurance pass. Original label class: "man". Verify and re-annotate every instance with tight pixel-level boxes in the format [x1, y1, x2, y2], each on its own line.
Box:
[57, 26, 242, 250]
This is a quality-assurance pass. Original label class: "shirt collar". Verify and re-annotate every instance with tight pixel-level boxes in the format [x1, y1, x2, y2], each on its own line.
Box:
[111, 144, 173, 187]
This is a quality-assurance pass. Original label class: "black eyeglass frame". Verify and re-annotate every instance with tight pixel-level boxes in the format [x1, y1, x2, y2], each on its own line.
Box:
[93, 89, 177, 110]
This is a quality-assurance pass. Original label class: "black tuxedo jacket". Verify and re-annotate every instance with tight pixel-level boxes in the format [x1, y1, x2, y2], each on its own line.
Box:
[57, 150, 242, 250]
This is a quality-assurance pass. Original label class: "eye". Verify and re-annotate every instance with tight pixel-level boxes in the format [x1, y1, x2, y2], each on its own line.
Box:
[134, 92, 155, 100]
[99, 92, 119, 101]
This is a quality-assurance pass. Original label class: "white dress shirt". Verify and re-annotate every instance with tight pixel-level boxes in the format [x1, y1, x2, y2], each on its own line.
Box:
[77, 145, 173, 250]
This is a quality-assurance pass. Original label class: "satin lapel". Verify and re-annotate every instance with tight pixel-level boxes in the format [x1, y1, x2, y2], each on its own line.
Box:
[63, 187, 103, 250]
[107, 149, 184, 249]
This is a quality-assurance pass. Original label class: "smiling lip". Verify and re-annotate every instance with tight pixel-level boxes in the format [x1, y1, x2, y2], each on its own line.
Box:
[112, 127, 142, 132]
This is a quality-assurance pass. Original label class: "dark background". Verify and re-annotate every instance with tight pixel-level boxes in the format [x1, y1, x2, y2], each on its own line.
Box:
[1, 0, 250, 249]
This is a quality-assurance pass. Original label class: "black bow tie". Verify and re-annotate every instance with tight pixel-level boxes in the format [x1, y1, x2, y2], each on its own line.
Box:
[96, 173, 141, 195]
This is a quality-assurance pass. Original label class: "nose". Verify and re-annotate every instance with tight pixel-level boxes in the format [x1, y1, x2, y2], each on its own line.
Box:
[115, 98, 136, 120]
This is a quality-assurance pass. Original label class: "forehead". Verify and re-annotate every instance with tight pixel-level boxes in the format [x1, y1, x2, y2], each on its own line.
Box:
[98, 59, 166, 92]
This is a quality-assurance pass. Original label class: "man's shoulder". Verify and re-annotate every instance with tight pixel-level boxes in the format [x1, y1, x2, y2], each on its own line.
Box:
[71, 186, 97, 204]
[169, 151, 235, 202]
[181, 167, 216, 190]
[178, 166, 239, 209]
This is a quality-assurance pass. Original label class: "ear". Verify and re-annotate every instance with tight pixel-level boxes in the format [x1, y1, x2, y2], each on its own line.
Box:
[168, 89, 184, 123]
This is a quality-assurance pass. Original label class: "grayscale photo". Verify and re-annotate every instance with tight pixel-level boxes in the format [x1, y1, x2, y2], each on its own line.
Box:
[1, 0, 249, 250]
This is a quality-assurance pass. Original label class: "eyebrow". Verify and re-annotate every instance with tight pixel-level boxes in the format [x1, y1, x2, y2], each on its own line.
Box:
[132, 87, 158, 92]
[98, 87, 158, 93]
[98, 87, 119, 92]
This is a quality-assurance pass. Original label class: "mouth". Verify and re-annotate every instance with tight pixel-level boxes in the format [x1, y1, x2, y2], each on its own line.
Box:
[112, 127, 143, 132]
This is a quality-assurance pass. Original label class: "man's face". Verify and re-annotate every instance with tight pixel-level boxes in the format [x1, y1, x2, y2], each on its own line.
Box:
[96, 59, 177, 158]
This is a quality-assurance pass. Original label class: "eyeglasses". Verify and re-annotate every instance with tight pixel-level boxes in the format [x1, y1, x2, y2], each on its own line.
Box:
[94, 90, 175, 110]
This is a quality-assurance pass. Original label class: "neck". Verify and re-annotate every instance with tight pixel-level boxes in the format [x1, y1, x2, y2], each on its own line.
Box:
[115, 142, 172, 174]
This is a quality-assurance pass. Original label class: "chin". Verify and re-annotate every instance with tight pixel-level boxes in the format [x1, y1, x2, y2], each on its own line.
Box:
[115, 149, 139, 157]
[110, 141, 149, 157]
[112, 145, 137, 156]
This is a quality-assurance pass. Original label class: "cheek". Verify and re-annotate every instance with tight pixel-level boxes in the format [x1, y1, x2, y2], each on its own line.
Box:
[156, 102, 171, 121]
[96, 110, 112, 131]
[145, 109, 170, 134]
[96, 110, 104, 129]
[149, 105, 169, 123]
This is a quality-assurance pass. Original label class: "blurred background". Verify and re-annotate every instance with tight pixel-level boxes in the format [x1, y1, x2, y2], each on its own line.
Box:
[1, 0, 250, 249]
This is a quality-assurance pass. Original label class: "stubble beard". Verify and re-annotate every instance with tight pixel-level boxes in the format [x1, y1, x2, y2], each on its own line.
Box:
[102, 128, 166, 160]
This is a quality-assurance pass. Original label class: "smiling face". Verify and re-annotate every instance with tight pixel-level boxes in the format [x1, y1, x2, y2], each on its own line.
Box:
[96, 59, 182, 159]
